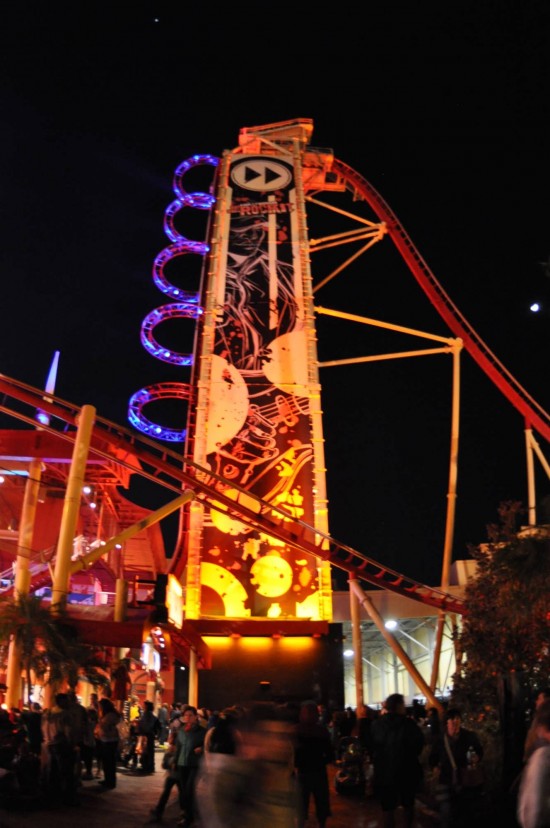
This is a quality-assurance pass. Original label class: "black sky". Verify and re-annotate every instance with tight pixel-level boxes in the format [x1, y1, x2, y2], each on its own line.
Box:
[1, 3, 549, 588]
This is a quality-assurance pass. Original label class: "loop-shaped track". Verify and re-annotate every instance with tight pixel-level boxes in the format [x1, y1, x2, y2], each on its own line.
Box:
[130, 154, 219, 441]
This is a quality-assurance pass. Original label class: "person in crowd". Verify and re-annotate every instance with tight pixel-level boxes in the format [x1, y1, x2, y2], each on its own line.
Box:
[175, 705, 205, 828]
[524, 687, 550, 762]
[425, 706, 442, 744]
[86, 692, 102, 778]
[341, 706, 357, 738]
[237, 702, 299, 828]
[110, 659, 131, 714]
[170, 702, 183, 722]
[95, 697, 121, 789]
[195, 705, 249, 827]
[40, 692, 80, 806]
[429, 707, 484, 828]
[21, 702, 42, 757]
[0, 708, 17, 769]
[356, 703, 377, 755]
[129, 696, 142, 723]
[78, 701, 97, 780]
[317, 703, 331, 727]
[197, 707, 210, 729]
[66, 689, 90, 782]
[371, 693, 424, 828]
[158, 702, 170, 746]
[518, 699, 550, 828]
[330, 708, 346, 756]
[8, 708, 29, 753]
[121, 719, 139, 769]
[203, 706, 240, 759]
[294, 700, 333, 828]
[150, 728, 180, 822]
[138, 699, 160, 773]
[10, 738, 41, 799]
[170, 703, 190, 739]
[88, 692, 100, 714]
[412, 699, 427, 723]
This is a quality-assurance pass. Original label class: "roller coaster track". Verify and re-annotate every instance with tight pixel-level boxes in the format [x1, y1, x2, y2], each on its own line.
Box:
[331, 158, 550, 444]
[0, 373, 463, 614]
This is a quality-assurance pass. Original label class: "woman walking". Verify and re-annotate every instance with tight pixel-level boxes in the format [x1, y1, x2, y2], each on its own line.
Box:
[96, 698, 121, 789]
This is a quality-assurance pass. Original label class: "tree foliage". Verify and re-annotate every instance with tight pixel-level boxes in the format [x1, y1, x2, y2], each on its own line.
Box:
[0, 594, 109, 701]
[453, 501, 550, 713]
[0, 594, 69, 702]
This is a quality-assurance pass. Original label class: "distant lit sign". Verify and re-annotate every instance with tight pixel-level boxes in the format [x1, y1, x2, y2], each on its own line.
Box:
[167, 574, 183, 628]
[140, 640, 161, 672]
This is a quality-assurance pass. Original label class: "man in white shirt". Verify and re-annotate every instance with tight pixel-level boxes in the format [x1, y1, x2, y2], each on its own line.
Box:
[518, 700, 550, 828]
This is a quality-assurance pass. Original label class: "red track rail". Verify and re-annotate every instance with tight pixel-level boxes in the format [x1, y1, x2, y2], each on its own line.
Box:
[331, 158, 550, 444]
[0, 374, 464, 614]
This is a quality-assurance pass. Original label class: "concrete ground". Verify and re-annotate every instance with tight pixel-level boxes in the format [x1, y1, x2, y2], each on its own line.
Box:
[0, 746, 440, 828]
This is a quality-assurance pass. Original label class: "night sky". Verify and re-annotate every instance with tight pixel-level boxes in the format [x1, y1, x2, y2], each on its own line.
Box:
[1, 3, 549, 590]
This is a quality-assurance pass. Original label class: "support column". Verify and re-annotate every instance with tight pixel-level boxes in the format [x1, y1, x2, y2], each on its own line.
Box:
[525, 427, 537, 526]
[349, 579, 443, 713]
[349, 577, 364, 711]
[51, 405, 96, 611]
[6, 458, 43, 708]
[188, 649, 198, 707]
[430, 341, 462, 694]
[114, 578, 128, 622]
[5, 650, 22, 710]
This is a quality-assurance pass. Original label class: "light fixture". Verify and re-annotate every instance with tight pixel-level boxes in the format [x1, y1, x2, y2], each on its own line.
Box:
[384, 619, 398, 631]
[343, 649, 354, 657]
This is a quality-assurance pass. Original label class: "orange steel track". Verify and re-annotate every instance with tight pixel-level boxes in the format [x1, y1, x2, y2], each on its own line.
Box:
[0, 373, 463, 615]
[330, 158, 550, 444]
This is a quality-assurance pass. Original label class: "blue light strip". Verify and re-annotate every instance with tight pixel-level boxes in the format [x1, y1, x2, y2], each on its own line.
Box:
[153, 243, 208, 299]
[140, 302, 201, 366]
[129, 154, 219, 441]
[173, 154, 219, 200]
[163, 195, 215, 243]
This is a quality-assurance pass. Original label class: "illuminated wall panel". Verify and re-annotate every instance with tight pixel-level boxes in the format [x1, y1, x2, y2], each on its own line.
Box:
[193, 628, 344, 710]
[186, 127, 332, 622]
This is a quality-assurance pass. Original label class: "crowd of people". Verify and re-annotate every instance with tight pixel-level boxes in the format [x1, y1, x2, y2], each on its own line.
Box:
[0, 688, 549, 827]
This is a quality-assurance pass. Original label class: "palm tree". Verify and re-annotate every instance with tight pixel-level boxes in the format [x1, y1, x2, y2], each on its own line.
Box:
[0, 593, 68, 704]
[53, 625, 110, 694]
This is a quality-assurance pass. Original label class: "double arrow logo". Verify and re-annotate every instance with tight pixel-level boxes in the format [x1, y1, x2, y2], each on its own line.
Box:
[244, 164, 282, 185]
[231, 159, 292, 192]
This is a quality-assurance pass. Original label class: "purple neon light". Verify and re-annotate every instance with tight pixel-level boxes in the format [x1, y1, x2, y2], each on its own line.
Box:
[140, 303, 201, 366]
[129, 153, 220, 441]
[128, 382, 193, 442]
[153, 243, 207, 299]
[172, 154, 219, 200]
[163, 195, 214, 244]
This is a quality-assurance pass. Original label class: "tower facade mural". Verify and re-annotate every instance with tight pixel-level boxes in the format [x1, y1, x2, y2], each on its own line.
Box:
[130, 121, 334, 624]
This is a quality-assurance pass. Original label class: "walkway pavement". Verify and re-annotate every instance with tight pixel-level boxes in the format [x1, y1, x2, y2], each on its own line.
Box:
[0, 747, 440, 828]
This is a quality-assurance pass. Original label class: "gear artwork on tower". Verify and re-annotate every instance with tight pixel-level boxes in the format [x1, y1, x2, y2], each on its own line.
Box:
[129, 120, 334, 624]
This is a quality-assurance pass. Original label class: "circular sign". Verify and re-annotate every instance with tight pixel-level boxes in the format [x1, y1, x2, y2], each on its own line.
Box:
[231, 159, 292, 192]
